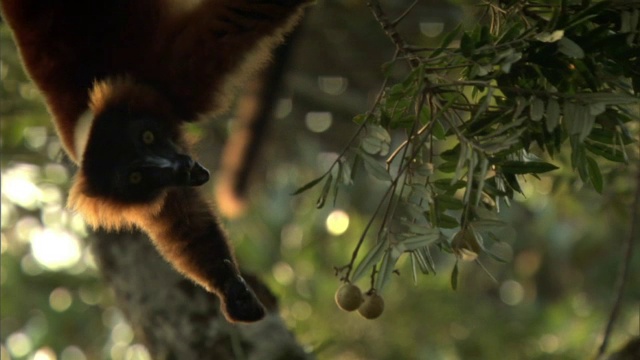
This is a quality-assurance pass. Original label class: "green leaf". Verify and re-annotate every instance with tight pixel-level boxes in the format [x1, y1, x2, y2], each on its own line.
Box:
[558, 37, 584, 58]
[588, 128, 635, 145]
[584, 142, 627, 163]
[359, 150, 391, 181]
[529, 97, 544, 121]
[460, 32, 474, 57]
[433, 179, 467, 192]
[545, 98, 560, 132]
[432, 119, 447, 140]
[375, 249, 400, 292]
[586, 156, 603, 193]
[410, 253, 419, 284]
[434, 194, 464, 210]
[470, 219, 508, 232]
[316, 174, 333, 209]
[497, 161, 559, 174]
[570, 136, 587, 170]
[353, 114, 368, 125]
[503, 173, 523, 194]
[484, 249, 508, 263]
[396, 231, 441, 252]
[351, 239, 387, 283]
[565, 1, 611, 30]
[450, 261, 459, 290]
[436, 213, 460, 229]
[431, 24, 462, 58]
[589, 102, 606, 117]
[361, 125, 391, 155]
[416, 246, 437, 274]
[574, 92, 639, 105]
[292, 174, 327, 195]
[535, 30, 565, 43]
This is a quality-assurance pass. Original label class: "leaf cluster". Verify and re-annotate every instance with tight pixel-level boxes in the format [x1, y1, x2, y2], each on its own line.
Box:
[295, 0, 639, 292]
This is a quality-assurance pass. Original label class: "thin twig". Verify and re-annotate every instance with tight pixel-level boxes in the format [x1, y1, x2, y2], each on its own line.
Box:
[391, 0, 419, 27]
[596, 166, 640, 359]
[366, 0, 420, 68]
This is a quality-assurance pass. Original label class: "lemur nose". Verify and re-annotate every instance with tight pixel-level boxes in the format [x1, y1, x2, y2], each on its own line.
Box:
[189, 161, 210, 186]
[173, 154, 209, 186]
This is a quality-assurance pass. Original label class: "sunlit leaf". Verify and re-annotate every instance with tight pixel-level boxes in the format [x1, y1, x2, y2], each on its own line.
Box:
[535, 30, 565, 42]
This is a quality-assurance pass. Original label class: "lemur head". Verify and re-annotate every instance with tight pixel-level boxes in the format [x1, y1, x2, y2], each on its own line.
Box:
[74, 77, 210, 204]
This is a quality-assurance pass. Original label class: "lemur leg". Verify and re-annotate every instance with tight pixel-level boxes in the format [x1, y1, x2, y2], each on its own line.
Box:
[138, 187, 265, 322]
[148, 0, 311, 116]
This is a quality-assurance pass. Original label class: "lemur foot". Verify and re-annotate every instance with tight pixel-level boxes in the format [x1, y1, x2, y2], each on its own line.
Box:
[222, 276, 266, 322]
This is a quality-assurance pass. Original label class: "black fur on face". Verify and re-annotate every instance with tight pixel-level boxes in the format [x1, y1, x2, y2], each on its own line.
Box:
[81, 107, 210, 203]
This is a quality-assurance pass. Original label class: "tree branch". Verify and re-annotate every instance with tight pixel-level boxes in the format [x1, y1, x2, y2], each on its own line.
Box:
[365, 0, 420, 68]
[90, 229, 309, 360]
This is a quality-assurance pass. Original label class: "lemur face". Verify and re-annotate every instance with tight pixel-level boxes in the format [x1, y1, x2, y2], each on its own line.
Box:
[80, 108, 210, 203]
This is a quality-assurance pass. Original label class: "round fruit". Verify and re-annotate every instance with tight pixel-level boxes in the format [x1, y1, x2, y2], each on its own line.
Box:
[357, 292, 384, 319]
[334, 283, 363, 312]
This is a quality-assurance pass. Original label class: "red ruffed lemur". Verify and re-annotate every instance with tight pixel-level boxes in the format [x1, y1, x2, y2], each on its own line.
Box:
[1, 0, 311, 322]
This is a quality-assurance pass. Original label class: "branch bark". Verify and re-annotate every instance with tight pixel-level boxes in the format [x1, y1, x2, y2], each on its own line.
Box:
[90, 229, 309, 360]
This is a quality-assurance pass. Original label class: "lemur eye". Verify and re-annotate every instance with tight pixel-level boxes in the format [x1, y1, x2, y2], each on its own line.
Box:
[129, 172, 143, 184]
[142, 131, 155, 144]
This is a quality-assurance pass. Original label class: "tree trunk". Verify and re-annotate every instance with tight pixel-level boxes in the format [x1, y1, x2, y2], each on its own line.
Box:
[90, 229, 310, 360]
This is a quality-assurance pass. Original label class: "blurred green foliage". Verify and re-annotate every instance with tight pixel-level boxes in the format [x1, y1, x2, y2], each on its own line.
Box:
[1, 1, 639, 360]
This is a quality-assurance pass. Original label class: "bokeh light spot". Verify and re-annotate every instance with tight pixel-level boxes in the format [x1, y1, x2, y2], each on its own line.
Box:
[305, 112, 333, 133]
[272, 261, 295, 285]
[49, 287, 73, 312]
[112, 323, 134, 345]
[420, 21, 444, 37]
[326, 210, 350, 236]
[318, 76, 348, 95]
[31, 229, 82, 270]
[61, 346, 87, 360]
[539, 334, 560, 353]
[6, 332, 33, 358]
[2, 168, 42, 210]
[499, 280, 524, 306]
[125, 344, 151, 360]
[291, 301, 313, 321]
[33, 347, 56, 360]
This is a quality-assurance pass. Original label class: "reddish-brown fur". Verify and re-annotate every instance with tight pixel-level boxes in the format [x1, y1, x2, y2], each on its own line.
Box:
[2, 0, 310, 322]
[2, 0, 308, 160]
